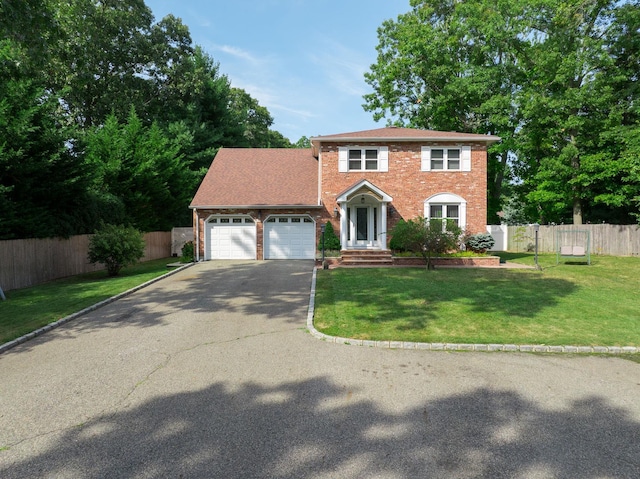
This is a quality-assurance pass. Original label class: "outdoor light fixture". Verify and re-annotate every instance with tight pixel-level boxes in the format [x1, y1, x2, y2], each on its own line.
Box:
[361, 196, 365, 204]
[333, 207, 339, 217]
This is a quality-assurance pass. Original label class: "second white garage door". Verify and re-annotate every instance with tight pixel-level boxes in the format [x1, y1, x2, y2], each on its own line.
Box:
[264, 216, 316, 259]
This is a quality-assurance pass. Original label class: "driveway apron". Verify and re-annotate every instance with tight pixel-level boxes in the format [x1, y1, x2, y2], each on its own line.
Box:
[0, 260, 639, 478]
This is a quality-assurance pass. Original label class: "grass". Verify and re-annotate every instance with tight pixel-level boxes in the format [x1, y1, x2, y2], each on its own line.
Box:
[314, 253, 640, 346]
[0, 258, 179, 345]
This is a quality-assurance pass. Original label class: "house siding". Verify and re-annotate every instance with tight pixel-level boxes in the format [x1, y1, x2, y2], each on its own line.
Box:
[318, 141, 488, 244]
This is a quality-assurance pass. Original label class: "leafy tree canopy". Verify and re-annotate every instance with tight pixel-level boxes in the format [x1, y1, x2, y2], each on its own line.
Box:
[365, 0, 640, 225]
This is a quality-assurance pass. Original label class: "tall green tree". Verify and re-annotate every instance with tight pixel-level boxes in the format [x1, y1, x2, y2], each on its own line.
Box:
[0, 40, 90, 239]
[84, 108, 197, 231]
[49, 0, 193, 128]
[364, 0, 529, 223]
[365, 0, 640, 224]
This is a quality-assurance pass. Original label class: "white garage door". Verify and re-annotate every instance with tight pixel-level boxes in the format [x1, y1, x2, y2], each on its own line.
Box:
[207, 216, 256, 260]
[264, 216, 316, 259]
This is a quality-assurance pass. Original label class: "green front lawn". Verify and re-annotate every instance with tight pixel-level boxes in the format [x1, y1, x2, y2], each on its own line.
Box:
[314, 254, 640, 346]
[0, 258, 179, 345]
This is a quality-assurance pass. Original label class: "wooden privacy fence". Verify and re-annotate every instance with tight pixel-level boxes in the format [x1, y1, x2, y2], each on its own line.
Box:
[0, 231, 171, 292]
[506, 224, 640, 256]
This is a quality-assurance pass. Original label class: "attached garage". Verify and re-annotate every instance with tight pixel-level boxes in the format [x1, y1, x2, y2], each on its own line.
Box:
[264, 216, 316, 259]
[206, 216, 256, 260]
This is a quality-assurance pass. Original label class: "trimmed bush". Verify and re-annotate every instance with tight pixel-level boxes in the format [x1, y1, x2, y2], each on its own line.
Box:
[318, 221, 341, 251]
[181, 241, 194, 263]
[88, 224, 145, 276]
[464, 232, 495, 253]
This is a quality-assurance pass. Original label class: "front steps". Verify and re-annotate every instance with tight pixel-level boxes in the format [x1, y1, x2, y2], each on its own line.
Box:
[340, 250, 393, 267]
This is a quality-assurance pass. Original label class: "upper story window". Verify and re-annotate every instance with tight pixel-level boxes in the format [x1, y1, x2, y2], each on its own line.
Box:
[349, 149, 379, 170]
[338, 146, 389, 172]
[421, 146, 471, 171]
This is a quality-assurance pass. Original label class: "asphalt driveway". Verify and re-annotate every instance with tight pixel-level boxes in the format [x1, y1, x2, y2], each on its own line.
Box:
[0, 260, 639, 478]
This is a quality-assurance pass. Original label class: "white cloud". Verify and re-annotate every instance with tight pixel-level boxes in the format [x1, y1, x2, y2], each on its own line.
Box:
[309, 39, 371, 97]
[212, 44, 263, 65]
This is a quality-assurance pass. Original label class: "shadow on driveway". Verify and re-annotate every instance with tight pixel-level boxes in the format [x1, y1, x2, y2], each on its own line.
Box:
[1, 376, 638, 478]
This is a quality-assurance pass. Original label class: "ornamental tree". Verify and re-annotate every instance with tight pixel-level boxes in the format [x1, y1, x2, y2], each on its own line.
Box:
[389, 217, 462, 270]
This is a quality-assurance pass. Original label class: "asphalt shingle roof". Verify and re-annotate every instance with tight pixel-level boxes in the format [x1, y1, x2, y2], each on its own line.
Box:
[311, 126, 501, 143]
[190, 148, 319, 208]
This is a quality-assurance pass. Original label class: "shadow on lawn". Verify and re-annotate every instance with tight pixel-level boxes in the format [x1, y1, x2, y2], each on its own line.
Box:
[319, 268, 577, 330]
[1, 376, 638, 478]
[4, 261, 314, 354]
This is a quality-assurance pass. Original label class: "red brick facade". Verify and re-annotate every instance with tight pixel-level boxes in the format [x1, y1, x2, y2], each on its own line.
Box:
[317, 141, 488, 240]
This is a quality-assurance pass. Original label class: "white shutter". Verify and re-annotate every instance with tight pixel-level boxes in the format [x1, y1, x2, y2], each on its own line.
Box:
[421, 146, 431, 171]
[338, 147, 348, 172]
[459, 201, 467, 229]
[461, 146, 472, 171]
[378, 147, 389, 172]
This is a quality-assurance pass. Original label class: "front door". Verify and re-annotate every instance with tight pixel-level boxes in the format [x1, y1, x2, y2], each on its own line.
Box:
[356, 207, 369, 245]
[347, 204, 378, 248]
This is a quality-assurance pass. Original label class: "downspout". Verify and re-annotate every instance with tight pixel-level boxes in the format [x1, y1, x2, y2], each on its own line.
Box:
[195, 209, 200, 262]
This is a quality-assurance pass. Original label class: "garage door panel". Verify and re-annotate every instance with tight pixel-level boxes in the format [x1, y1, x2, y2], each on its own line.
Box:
[207, 217, 256, 260]
[265, 217, 315, 259]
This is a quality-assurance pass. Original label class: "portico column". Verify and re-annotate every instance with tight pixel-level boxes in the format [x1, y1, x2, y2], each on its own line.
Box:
[339, 202, 348, 250]
[380, 202, 388, 250]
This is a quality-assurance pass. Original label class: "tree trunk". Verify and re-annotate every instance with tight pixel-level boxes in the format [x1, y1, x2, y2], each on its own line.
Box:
[573, 197, 583, 225]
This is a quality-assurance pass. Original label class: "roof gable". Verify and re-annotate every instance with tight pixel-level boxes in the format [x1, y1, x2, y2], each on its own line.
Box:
[190, 148, 318, 208]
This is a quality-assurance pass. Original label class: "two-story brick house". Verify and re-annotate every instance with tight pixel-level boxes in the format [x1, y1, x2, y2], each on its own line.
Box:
[189, 127, 500, 261]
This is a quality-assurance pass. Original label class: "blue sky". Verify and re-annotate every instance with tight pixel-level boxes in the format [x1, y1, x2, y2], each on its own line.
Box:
[144, 0, 410, 142]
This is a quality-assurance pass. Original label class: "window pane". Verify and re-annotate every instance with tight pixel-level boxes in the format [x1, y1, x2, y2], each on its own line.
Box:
[278, 218, 288, 222]
[348, 149, 361, 159]
[291, 218, 301, 222]
[374, 207, 378, 237]
[365, 160, 378, 170]
[447, 149, 460, 159]
[244, 218, 254, 223]
[447, 205, 459, 218]
[349, 160, 361, 170]
[431, 149, 444, 159]
[365, 149, 378, 159]
[356, 207, 368, 240]
[431, 159, 444, 170]
[430, 205, 443, 218]
[448, 159, 460, 169]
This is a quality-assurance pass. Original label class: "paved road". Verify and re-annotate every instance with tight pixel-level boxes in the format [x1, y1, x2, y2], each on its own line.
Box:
[1, 261, 639, 478]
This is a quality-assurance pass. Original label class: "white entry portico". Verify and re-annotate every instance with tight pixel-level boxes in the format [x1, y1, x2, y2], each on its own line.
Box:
[336, 180, 393, 250]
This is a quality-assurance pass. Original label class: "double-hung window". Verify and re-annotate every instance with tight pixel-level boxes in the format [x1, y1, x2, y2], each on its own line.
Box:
[338, 147, 389, 172]
[421, 146, 471, 171]
[425, 193, 467, 231]
[348, 149, 378, 171]
[429, 204, 459, 231]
